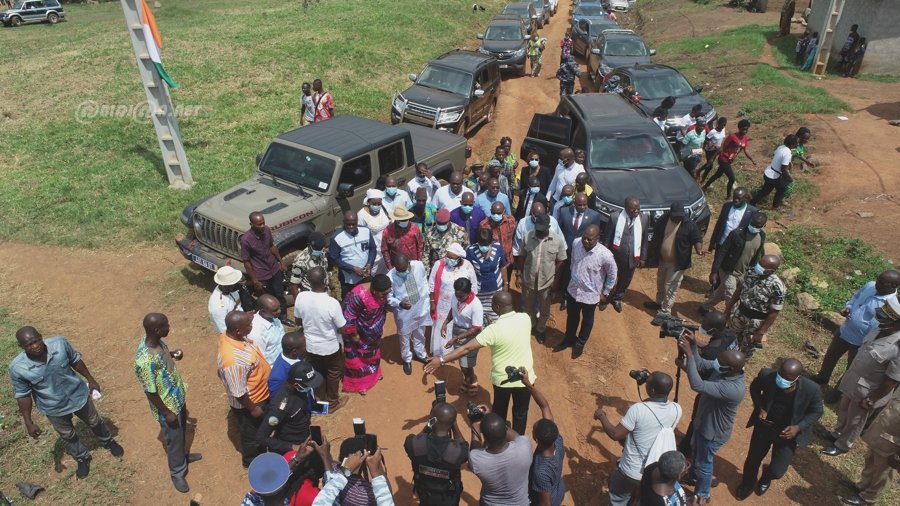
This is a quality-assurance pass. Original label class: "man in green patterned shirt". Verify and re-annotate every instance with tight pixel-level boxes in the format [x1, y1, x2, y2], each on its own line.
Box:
[135, 313, 200, 493]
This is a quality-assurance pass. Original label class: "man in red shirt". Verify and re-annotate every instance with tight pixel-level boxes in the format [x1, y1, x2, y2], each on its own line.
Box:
[479, 201, 516, 272]
[240, 212, 288, 315]
[382, 206, 424, 270]
[702, 119, 757, 197]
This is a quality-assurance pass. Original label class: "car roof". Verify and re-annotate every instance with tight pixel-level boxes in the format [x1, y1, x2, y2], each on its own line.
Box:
[565, 94, 653, 130]
[276, 116, 409, 161]
[431, 49, 495, 71]
[489, 16, 525, 26]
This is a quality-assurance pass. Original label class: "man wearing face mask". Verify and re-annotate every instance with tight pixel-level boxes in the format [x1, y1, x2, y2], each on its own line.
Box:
[410, 186, 438, 233]
[557, 193, 602, 310]
[387, 253, 431, 375]
[512, 202, 562, 258]
[546, 147, 584, 204]
[645, 202, 705, 321]
[735, 358, 823, 500]
[725, 254, 786, 354]
[514, 175, 549, 221]
[424, 209, 470, 268]
[605, 196, 650, 313]
[382, 174, 412, 215]
[707, 188, 757, 259]
[329, 211, 376, 300]
[700, 213, 768, 315]
[551, 184, 575, 222]
[450, 191, 486, 244]
[676, 335, 747, 505]
[432, 171, 474, 213]
[474, 177, 512, 216]
[288, 232, 330, 297]
[381, 206, 424, 271]
[821, 295, 900, 457]
[515, 214, 567, 345]
[518, 151, 553, 201]
[248, 294, 286, 367]
[479, 201, 517, 275]
[407, 162, 441, 201]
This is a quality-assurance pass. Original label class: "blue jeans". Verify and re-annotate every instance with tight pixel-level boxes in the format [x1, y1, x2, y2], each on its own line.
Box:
[690, 432, 725, 498]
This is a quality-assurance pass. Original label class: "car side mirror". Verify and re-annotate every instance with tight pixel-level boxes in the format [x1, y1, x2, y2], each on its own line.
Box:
[649, 49, 657, 56]
[476, 33, 484, 40]
[591, 48, 601, 55]
[337, 183, 354, 198]
[694, 85, 704, 93]
[408, 73, 417, 82]
[474, 89, 485, 97]
[255, 153, 262, 167]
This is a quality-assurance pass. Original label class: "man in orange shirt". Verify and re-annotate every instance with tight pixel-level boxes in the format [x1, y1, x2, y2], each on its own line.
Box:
[217, 311, 271, 468]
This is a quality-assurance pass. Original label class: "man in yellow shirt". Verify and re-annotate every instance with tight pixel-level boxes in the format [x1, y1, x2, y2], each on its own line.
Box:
[425, 291, 534, 434]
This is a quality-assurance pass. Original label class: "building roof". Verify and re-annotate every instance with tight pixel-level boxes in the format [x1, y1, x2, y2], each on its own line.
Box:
[275, 116, 407, 161]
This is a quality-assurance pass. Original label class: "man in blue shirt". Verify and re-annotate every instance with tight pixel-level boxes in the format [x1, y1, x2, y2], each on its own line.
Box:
[10, 327, 124, 479]
[812, 270, 899, 394]
[268, 331, 307, 395]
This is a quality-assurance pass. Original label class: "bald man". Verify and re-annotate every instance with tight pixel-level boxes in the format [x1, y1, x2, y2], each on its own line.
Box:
[240, 211, 288, 314]
[404, 402, 469, 505]
[328, 210, 376, 299]
[432, 171, 474, 212]
[725, 254, 786, 354]
[546, 147, 584, 203]
[248, 294, 285, 366]
[736, 358, 823, 499]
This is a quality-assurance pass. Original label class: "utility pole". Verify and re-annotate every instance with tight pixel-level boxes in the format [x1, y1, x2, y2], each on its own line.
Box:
[120, 0, 193, 189]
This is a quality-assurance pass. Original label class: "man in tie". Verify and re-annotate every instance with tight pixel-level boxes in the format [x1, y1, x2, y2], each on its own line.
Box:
[558, 193, 602, 310]
[514, 175, 549, 221]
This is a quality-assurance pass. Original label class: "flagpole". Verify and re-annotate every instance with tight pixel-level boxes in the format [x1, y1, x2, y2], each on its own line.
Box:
[121, 0, 194, 189]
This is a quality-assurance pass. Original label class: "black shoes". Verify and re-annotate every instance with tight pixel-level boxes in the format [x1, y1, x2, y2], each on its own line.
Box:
[106, 440, 124, 458]
[172, 476, 190, 493]
[412, 356, 429, 365]
[403, 362, 412, 375]
[756, 470, 772, 496]
[572, 346, 584, 359]
[815, 426, 838, 442]
[612, 301, 623, 313]
[735, 483, 753, 500]
[76, 457, 91, 479]
[186, 453, 203, 463]
[822, 445, 848, 456]
[536, 332, 546, 344]
[598, 303, 609, 311]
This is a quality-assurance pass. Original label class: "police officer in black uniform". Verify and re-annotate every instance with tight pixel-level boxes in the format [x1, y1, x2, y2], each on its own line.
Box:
[404, 402, 470, 506]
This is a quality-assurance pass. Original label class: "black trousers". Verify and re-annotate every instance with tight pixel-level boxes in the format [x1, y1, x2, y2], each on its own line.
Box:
[232, 400, 268, 468]
[751, 175, 787, 209]
[565, 292, 597, 349]
[492, 384, 531, 435]
[261, 271, 287, 315]
[740, 425, 797, 486]
[704, 160, 736, 197]
[559, 259, 571, 301]
[816, 331, 859, 384]
[611, 254, 636, 302]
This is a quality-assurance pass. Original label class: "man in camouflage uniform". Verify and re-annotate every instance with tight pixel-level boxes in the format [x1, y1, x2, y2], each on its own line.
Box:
[423, 209, 470, 270]
[288, 232, 329, 297]
[724, 254, 786, 355]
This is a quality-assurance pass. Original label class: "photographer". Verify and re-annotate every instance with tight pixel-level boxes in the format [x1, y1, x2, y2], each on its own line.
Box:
[468, 408, 533, 505]
[676, 334, 747, 505]
[521, 368, 567, 506]
[312, 436, 394, 506]
[403, 403, 469, 506]
[594, 371, 682, 506]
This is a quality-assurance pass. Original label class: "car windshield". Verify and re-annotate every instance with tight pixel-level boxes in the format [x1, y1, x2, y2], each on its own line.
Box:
[634, 72, 695, 100]
[13, 0, 27, 8]
[530, 0, 544, 11]
[416, 65, 474, 96]
[588, 133, 677, 169]
[259, 143, 337, 192]
[575, 5, 606, 16]
[604, 38, 647, 56]
[485, 24, 524, 41]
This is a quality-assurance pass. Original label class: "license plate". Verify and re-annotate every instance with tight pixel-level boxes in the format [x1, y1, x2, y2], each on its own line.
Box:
[191, 254, 216, 271]
[499, 64, 509, 69]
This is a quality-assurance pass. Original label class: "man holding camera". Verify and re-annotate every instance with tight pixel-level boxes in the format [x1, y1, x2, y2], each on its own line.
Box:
[676, 333, 747, 505]
[404, 403, 469, 506]
[594, 371, 682, 506]
[519, 368, 567, 506]
[468, 409, 533, 505]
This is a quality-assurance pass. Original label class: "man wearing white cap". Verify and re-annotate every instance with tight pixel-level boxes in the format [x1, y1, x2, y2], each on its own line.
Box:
[209, 266, 245, 333]
[358, 189, 391, 275]
[822, 294, 900, 457]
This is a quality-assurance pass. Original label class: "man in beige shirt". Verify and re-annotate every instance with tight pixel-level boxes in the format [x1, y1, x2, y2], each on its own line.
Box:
[646, 202, 705, 321]
[515, 214, 567, 344]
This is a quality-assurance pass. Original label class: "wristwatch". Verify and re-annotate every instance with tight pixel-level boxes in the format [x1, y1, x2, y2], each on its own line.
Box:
[340, 466, 352, 478]
[439, 356, 446, 366]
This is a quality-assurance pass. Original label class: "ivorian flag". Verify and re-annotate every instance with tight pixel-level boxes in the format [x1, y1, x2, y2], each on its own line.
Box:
[140, 0, 178, 89]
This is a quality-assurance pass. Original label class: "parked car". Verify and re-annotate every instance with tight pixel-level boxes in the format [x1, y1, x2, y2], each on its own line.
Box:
[571, 1, 608, 29]
[1, 0, 64, 27]
[391, 49, 501, 137]
[571, 17, 619, 58]
[609, 0, 637, 12]
[477, 16, 530, 76]
[529, 0, 550, 27]
[600, 64, 717, 141]
[177, 116, 467, 272]
[519, 94, 710, 242]
[501, 2, 539, 34]
[586, 29, 655, 78]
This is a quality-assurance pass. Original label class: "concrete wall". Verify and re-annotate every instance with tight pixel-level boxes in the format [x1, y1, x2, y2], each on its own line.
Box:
[808, 0, 900, 75]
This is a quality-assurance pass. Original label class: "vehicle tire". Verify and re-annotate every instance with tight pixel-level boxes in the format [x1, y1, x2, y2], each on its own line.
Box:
[457, 119, 468, 137]
[10, 16, 23, 27]
[47, 12, 59, 24]
[486, 100, 496, 124]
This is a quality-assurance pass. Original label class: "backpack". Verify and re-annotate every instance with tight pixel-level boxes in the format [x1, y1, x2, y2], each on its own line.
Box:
[634, 402, 681, 473]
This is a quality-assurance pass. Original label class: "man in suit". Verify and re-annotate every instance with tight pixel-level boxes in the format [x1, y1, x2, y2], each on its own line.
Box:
[604, 196, 650, 312]
[558, 193, 602, 310]
[736, 358, 823, 500]
[515, 175, 549, 221]
[708, 188, 757, 260]
[644, 202, 705, 321]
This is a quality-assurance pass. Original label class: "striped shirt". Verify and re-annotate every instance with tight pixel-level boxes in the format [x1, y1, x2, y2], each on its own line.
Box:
[312, 473, 394, 506]
[217, 333, 271, 409]
[466, 242, 507, 293]
[567, 241, 618, 304]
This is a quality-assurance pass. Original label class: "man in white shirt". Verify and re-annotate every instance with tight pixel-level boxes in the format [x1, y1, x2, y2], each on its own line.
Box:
[546, 148, 584, 204]
[431, 171, 474, 212]
[300, 82, 314, 126]
[387, 253, 432, 375]
[294, 267, 347, 408]
[407, 162, 441, 201]
[551, 185, 575, 222]
[208, 266, 244, 333]
[248, 294, 285, 367]
[512, 202, 562, 257]
[750, 134, 798, 211]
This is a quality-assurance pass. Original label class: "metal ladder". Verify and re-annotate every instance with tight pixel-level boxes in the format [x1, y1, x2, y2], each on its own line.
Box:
[120, 0, 194, 189]
[812, 0, 845, 76]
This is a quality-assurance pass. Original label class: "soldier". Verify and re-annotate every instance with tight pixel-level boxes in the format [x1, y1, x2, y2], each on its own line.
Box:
[288, 232, 329, 297]
[839, 389, 900, 506]
[424, 209, 470, 269]
[725, 254, 785, 355]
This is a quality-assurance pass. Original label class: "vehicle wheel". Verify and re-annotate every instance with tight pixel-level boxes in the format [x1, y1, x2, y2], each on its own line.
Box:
[10, 16, 23, 27]
[457, 119, 468, 137]
[47, 12, 59, 24]
[486, 101, 496, 124]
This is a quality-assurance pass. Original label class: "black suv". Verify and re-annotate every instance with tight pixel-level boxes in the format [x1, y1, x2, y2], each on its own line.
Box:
[586, 29, 655, 78]
[602, 64, 716, 141]
[391, 49, 501, 137]
[520, 94, 710, 236]
[477, 15, 530, 76]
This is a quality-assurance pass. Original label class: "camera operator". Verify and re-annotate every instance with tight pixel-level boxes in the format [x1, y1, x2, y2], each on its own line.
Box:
[468, 408, 533, 505]
[403, 403, 469, 506]
[676, 333, 747, 505]
[311, 434, 394, 506]
[520, 368, 567, 506]
[594, 371, 682, 506]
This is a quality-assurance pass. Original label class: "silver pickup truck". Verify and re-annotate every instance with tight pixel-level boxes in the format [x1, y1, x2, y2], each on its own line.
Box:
[176, 115, 467, 272]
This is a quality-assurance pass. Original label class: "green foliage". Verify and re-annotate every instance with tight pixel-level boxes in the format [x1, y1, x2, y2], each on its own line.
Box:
[738, 64, 850, 123]
[774, 225, 894, 311]
[857, 73, 900, 84]
[656, 24, 773, 58]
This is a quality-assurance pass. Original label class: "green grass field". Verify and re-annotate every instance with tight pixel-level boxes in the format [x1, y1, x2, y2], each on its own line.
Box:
[0, 0, 505, 247]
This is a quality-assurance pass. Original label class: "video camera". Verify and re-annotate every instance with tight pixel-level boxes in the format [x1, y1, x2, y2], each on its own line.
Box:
[629, 369, 650, 386]
[499, 366, 523, 385]
[658, 318, 699, 339]
[466, 401, 485, 423]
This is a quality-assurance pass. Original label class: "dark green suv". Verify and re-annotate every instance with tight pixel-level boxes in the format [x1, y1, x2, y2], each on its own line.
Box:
[1, 0, 65, 27]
